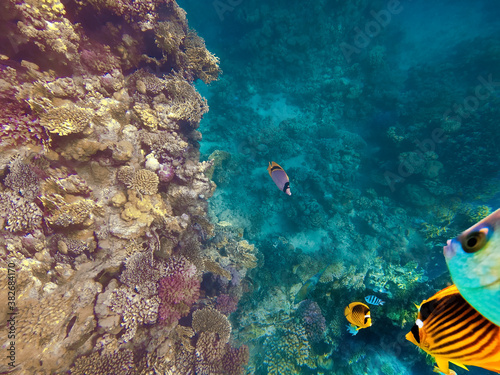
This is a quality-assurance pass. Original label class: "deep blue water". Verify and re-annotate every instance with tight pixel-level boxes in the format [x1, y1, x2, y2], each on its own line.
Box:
[180, 1, 500, 374]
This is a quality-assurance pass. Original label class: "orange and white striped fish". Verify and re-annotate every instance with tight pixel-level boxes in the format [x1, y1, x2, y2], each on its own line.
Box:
[344, 302, 371, 336]
[406, 284, 500, 375]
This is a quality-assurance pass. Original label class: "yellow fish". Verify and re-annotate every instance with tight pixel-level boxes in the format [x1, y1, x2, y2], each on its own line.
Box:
[344, 302, 371, 336]
[406, 284, 500, 375]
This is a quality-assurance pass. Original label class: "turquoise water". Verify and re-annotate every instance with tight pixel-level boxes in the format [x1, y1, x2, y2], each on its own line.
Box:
[180, 0, 500, 374]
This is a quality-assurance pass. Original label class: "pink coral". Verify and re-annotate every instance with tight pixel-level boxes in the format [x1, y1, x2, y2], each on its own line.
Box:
[157, 256, 200, 325]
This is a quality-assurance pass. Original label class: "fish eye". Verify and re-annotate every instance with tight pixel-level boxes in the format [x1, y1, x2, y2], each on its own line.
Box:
[462, 226, 491, 253]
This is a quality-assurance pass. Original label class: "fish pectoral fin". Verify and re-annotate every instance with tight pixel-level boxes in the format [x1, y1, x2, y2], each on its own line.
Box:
[449, 360, 468, 371]
[434, 357, 450, 374]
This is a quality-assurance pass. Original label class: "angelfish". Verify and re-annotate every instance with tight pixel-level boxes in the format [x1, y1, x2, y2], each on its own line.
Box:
[267, 161, 291, 195]
[443, 208, 500, 326]
[294, 266, 328, 304]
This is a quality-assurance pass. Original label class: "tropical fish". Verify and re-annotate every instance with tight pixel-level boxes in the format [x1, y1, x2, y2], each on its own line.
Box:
[364, 295, 384, 306]
[443, 208, 500, 326]
[267, 161, 291, 195]
[406, 284, 500, 375]
[344, 302, 371, 336]
[294, 266, 328, 304]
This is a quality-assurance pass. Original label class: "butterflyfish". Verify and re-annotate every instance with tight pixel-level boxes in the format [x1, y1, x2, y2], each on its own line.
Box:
[344, 302, 371, 336]
[267, 161, 291, 195]
[364, 295, 384, 306]
[443, 208, 500, 326]
[406, 284, 500, 375]
[294, 265, 329, 304]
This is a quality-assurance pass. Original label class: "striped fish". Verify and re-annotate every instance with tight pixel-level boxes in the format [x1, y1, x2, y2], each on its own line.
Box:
[364, 295, 384, 306]
[405, 284, 500, 375]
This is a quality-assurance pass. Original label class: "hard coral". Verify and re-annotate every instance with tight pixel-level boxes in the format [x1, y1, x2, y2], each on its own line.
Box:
[70, 349, 135, 375]
[117, 166, 159, 195]
[184, 32, 221, 84]
[192, 307, 232, 344]
[40, 104, 94, 136]
[264, 322, 312, 375]
[0, 191, 42, 232]
[157, 256, 200, 325]
[40, 193, 96, 227]
[4, 155, 40, 200]
[110, 286, 159, 342]
[296, 300, 326, 343]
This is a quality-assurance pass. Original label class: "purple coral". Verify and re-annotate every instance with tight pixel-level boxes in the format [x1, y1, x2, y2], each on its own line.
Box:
[157, 256, 200, 325]
[216, 294, 238, 315]
[158, 163, 175, 182]
[296, 300, 326, 343]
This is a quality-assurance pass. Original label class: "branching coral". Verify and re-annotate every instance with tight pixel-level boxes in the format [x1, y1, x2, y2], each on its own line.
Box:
[40, 193, 96, 227]
[184, 32, 221, 84]
[109, 286, 159, 342]
[0, 191, 42, 232]
[157, 256, 200, 325]
[296, 300, 326, 343]
[3, 154, 40, 200]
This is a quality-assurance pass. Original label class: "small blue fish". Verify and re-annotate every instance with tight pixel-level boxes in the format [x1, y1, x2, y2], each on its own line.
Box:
[364, 295, 384, 306]
[294, 266, 329, 304]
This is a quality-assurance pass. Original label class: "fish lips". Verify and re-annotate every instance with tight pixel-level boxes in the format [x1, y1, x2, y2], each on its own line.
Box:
[443, 238, 458, 260]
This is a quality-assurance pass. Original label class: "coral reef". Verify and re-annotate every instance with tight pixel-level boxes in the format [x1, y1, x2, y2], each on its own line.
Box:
[0, 0, 230, 373]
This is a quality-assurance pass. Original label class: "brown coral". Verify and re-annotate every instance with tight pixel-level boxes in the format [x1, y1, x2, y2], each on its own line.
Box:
[133, 169, 159, 195]
[184, 32, 221, 84]
[117, 167, 159, 195]
[70, 349, 135, 375]
[192, 307, 232, 344]
[40, 193, 96, 227]
[110, 286, 160, 343]
[0, 192, 42, 232]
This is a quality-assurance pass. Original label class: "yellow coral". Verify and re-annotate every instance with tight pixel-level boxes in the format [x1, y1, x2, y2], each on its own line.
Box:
[40, 104, 94, 136]
[133, 103, 159, 131]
